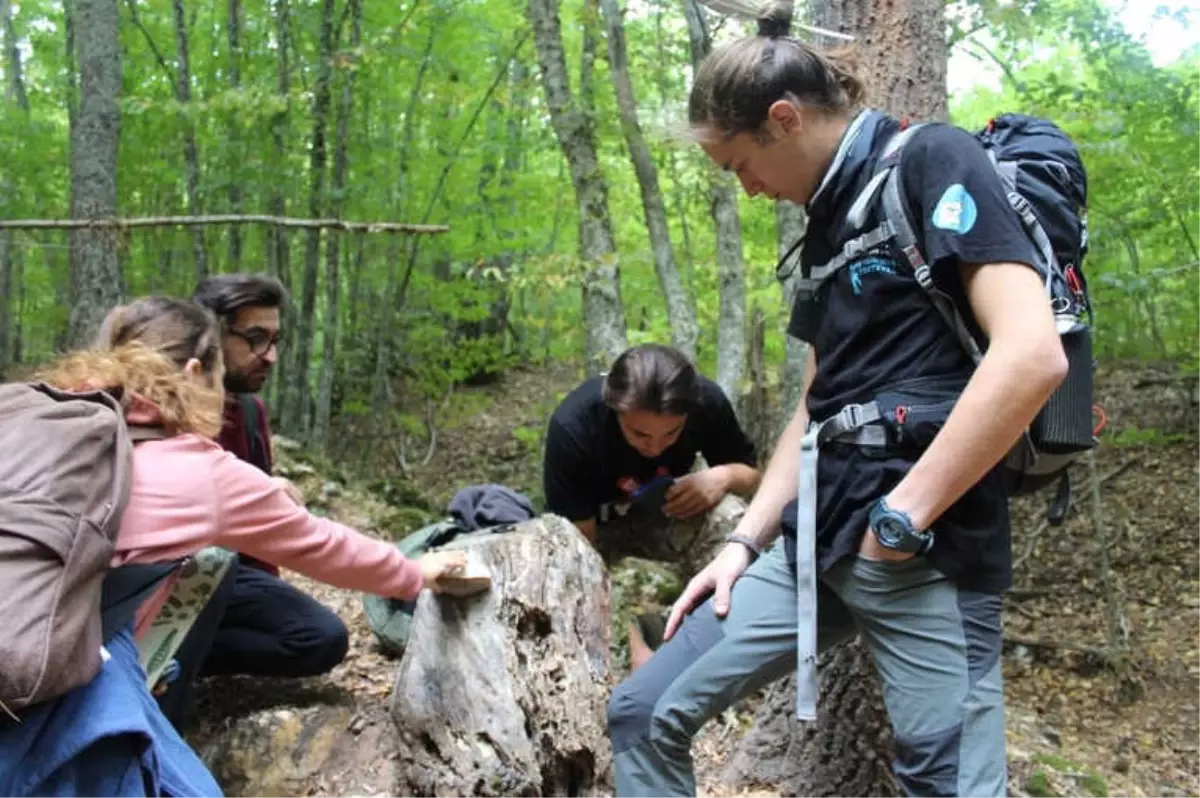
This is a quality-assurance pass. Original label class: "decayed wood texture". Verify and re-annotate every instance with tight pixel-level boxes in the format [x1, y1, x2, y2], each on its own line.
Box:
[391, 515, 613, 796]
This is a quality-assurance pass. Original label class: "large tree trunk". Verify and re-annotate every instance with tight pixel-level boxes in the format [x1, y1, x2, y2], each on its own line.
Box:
[172, 0, 207, 282]
[817, 0, 948, 121]
[312, 0, 360, 452]
[67, 0, 122, 349]
[683, 0, 745, 405]
[722, 2, 950, 795]
[600, 0, 698, 361]
[527, 0, 628, 374]
[390, 516, 613, 795]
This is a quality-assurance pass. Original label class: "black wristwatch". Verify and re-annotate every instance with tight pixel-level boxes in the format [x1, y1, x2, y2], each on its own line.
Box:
[868, 497, 934, 555]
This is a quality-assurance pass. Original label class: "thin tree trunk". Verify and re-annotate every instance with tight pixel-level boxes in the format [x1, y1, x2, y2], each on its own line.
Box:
[288, 0, 336, 440]
[600, 0, 697, 361]
[67, 0, 122, 349]
[172, 0, 207, 282]
[266, 0, 292, 421]
[312, 0, 360, 451]
[226, 0, 243, 270]
[528, 0, 627, 374]
[0, 0, 29, 374]
[652, 0, 696, 304]
[683, 0, 745, 406]
[371, 22, 437, 419]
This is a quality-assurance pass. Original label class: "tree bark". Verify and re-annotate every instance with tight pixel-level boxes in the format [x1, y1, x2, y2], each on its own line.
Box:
[813, 0, 948, 122]
[67, 0, 122, 349]
[527, 0, 627, 374]
[391, 516, 613, 796]
[312, 0, 360, 452]
[172, 0, 207, 282]
[599, 0, 698, 361]
[721, 640, 896, 795]
[723, 1, 950, 795]
[684, 0, 745, 405]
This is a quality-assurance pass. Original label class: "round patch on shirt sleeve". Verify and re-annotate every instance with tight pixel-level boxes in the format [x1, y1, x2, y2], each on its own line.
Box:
[931, 183, 978, 234]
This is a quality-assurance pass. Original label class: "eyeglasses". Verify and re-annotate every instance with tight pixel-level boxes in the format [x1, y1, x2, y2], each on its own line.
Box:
[229, 327, 283, 356]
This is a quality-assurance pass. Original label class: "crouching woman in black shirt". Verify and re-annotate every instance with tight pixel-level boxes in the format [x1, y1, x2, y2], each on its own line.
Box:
[542, 344, 761, 665]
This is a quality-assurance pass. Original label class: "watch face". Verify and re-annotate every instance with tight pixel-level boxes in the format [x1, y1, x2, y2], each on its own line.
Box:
[874, 518, 905, 547]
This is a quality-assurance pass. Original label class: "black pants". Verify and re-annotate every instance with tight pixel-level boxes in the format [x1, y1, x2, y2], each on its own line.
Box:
[156, 559, 350, 730]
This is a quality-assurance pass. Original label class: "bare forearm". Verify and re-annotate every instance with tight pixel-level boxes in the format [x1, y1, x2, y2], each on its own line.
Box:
[713, 462, 762, 496]
[887, 341, 1067, 530]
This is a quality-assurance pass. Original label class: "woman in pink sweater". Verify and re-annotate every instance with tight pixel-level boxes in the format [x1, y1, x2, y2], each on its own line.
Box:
[39, 296, 466, 634]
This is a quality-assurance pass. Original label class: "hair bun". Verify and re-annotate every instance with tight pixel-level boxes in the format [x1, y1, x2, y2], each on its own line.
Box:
[756, 16, 790, 37]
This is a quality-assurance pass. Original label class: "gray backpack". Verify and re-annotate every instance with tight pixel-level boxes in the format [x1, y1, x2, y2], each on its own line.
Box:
[0, 383, 158, 713]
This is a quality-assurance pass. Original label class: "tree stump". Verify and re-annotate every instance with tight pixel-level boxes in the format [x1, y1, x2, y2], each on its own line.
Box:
[721, 638, 898, 797]
[390, 514, 613, 797]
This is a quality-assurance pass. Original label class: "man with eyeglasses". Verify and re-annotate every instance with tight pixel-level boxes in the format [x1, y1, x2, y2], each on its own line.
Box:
[151, 273, 350, 730]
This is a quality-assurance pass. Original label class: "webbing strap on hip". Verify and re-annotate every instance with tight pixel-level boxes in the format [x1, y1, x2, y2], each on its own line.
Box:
[794, 401, 887, 720]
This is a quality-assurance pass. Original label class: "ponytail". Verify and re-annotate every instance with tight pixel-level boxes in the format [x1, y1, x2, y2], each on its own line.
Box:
[688, 0, 865, 136]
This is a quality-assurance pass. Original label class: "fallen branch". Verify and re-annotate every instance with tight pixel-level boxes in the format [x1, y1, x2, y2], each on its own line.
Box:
[1003, 634, 1110, 659]
[0, 215, 449, 234]
[1006, 587, 1059, 600]
[1133, 374, 1199, 389]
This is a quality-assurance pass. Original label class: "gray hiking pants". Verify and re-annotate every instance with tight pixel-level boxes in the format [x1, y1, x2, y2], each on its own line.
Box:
[607, 540, 1007, 797]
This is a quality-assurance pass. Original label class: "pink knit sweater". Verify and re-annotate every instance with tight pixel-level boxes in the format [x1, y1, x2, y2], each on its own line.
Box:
[112, 398, 423, 635]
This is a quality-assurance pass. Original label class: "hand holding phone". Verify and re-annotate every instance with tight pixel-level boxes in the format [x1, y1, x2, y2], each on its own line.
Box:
[630, 474, 675, 512]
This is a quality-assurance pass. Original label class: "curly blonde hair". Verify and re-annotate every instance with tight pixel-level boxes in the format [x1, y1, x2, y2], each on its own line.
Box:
[35, 297, 226, 438]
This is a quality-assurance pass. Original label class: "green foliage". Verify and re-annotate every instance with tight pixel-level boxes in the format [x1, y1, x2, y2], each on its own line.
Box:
[0, 0, 1193, 466]
[1104, 424, 1193, 448]
[951, 0, 1199, 362]
[1028, 752, 1110, 797]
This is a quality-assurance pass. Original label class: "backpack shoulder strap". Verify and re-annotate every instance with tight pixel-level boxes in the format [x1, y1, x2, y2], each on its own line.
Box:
[797, 123, 930, 294]
[874, 126, 987, 366]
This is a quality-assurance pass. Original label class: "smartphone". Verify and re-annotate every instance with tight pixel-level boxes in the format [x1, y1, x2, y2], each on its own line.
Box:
[630, 474, 675, 512]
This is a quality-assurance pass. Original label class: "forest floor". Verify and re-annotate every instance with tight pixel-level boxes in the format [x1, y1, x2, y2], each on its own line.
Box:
[189, 359, 1198, 798]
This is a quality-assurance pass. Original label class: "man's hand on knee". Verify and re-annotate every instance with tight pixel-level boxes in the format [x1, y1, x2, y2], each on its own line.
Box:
[664, 542, 753, 641]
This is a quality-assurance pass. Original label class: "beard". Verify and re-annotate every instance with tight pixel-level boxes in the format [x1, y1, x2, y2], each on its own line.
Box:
[224, 368, 268, 394]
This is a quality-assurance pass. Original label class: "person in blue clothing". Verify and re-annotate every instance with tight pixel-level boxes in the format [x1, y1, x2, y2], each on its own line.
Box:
[606, 2, 1069, 796]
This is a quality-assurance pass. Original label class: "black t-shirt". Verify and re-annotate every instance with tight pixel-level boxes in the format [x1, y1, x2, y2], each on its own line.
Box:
[542, 375, 757, 522]
[783, 112, 1044, 594]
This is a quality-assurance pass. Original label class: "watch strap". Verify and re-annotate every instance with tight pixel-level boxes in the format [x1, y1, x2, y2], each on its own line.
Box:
[724, 533, 763, 560]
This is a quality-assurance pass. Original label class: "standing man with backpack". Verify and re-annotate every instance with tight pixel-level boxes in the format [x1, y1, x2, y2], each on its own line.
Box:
[157, 273, 349, 728]
[606, 2, 1091, 796]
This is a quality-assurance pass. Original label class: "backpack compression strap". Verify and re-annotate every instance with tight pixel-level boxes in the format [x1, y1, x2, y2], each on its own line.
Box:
[793, 403, 888, 720]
